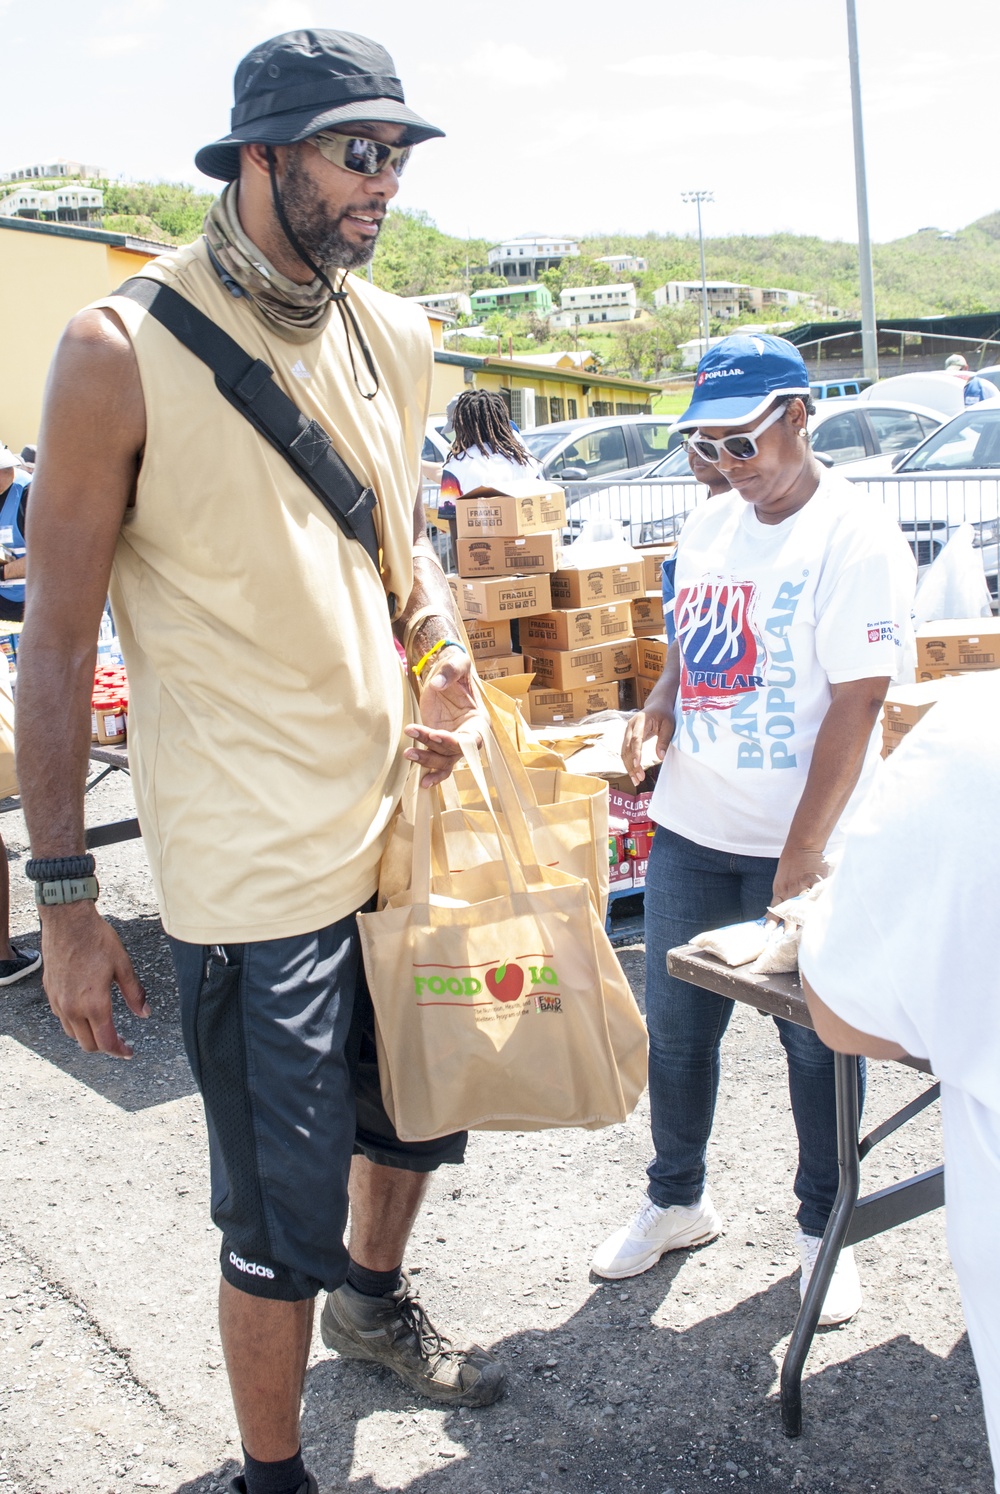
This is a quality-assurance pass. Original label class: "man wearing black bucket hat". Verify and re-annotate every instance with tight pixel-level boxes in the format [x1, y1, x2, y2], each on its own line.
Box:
[15, 30, 502, 1494]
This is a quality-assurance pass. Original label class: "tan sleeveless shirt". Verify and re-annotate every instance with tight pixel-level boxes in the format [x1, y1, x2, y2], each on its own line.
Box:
[95, 238, 429, 942]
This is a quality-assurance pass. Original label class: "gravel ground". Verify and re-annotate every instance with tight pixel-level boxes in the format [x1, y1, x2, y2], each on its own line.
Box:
[0, 770, 993, 1493]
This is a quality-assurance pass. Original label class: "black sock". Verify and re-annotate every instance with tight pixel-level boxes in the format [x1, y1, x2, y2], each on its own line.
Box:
[346, 1258, 402, 1298]
[242, 1444, 306, 1494]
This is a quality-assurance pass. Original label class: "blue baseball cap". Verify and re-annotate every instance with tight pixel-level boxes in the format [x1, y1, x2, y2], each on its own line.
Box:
[675, 334, 811, 430]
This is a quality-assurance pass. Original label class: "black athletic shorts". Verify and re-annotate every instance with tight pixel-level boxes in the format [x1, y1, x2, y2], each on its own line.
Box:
[167, 902, 466, 1302]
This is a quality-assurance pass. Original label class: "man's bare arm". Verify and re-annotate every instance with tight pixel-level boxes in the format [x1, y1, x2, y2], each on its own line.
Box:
[394, 493, 480, 786]
[16, 307, 149, 1056]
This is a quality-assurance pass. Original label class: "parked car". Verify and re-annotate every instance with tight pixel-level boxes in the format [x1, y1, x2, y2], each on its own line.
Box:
[808, 398, 943, 469]
[520, 415, 682, 482]
[840, 404, 1000, 591]
[855, 369, 1000, 418]
[421, 420, 452, 486]
[810, 378, 872, 399]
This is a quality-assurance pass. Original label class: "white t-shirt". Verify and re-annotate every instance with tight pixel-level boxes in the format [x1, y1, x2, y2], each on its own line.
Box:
[799, 673, 1000, 1483]
[648, 471, 916, 857]
[440, 443, 542, 499]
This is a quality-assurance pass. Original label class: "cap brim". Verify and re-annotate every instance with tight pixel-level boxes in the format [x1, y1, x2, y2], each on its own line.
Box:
[195, 98, 445, 181]
[675, 387, 811, 431]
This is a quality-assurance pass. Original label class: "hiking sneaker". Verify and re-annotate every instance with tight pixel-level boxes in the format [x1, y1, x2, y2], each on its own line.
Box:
[591, 1194, 723, 1280]
[320, 1272, 505, 1407]
[796, 1228, 863, 1326]
[228, 1477, 317, 1494]
[0, 948, 41, 987]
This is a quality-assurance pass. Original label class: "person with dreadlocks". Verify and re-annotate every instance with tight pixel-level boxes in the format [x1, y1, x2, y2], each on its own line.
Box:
[14, 29, 504, 1494]
[437, 389, 543, 552]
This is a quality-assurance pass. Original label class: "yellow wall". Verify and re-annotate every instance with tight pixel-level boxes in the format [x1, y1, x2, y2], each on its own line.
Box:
[0, 227, 157, 450]
[429, 359, 652, 422]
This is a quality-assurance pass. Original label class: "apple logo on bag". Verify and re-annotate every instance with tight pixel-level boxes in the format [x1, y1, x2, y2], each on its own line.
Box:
[485, 961, 524, 1003]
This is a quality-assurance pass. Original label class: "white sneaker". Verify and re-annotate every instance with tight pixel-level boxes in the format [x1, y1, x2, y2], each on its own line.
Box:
[796, 1228, 862, 1326]
[591, 1195, 722, 1280]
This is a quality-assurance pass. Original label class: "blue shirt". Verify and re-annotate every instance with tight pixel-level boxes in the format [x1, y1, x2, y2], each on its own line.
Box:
[0, 475, 28, 608]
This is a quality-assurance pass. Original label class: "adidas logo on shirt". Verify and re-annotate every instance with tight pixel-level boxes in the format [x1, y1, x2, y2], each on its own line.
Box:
[291, 360, 311, 380]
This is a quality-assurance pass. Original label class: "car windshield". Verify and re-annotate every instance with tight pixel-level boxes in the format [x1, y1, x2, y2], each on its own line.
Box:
[901, 408, 1000, 472]
[520, 430, 566, 458]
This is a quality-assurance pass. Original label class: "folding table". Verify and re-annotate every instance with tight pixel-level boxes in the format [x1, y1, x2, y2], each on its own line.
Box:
[666, 942, 944, 1436]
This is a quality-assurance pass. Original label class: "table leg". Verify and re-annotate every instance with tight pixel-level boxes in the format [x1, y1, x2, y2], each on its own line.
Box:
[780, 1050, 861, 1437]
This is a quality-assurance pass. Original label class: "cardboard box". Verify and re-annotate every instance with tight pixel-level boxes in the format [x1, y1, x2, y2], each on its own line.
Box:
[521, 603, 632, 652]
[463, 620, 512, 660]
[629, 856, 649, 889]
[448, 573, 551, 624]
[524, 638, 638, 692]
[455, 484, 567, 539]
[637, 674, 659, 707]
[881, 681, 946, 738]
[636, 544, 676, 592]
[631, 592, 666, 636]
[456, 532, 561, 579]
[636, 634, 671, 679]
[475, 652, 522, 681]
[527, 682, 620, 725]
[916, 618, 1000, 671]
[550, 561, 645, 608]
[916, 667, 970, 682]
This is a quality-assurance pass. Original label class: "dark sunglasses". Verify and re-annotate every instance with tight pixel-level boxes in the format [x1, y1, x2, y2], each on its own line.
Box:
[311, 131, 412, 178]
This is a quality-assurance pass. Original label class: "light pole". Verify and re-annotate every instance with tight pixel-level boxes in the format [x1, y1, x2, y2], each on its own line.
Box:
[846, 0, 878, 382]
[682, 190, 713, 357]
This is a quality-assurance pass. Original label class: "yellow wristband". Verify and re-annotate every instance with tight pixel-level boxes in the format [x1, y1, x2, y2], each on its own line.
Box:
[412, 638, 466, 680]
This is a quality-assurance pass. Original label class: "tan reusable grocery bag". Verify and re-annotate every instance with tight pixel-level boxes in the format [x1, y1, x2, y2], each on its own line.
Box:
[358, 737, 647, 1141]
[378, 680, 609, 917]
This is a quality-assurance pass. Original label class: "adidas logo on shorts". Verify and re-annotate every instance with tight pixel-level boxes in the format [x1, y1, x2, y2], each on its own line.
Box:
[229, 1251, 275, 1280]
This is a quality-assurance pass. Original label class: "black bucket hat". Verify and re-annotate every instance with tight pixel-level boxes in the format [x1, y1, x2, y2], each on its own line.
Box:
[195, 28, 445, 182]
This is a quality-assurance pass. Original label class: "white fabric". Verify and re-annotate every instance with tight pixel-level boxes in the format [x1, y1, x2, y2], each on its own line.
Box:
[441, 442, 542, 495]
[649, 470, 916, 856]
[799, 672, 1000, 1488]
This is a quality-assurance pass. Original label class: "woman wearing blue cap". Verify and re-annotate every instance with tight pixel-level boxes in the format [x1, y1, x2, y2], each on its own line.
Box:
[592, 334, 916, 1324]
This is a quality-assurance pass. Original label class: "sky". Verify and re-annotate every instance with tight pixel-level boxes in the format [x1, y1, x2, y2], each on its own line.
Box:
[5, 0, 999, 246]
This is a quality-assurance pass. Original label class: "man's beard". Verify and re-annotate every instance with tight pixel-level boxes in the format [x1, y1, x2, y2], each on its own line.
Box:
[280, 148, 381, 271]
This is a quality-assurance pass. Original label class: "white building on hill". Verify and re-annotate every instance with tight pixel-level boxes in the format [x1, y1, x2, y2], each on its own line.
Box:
[0, 184, 103, 222]
[550, 282, 637, 328]
[1, 159, 104, 183]
[594, 253, 647, 274]
[488, 235, 579, 281]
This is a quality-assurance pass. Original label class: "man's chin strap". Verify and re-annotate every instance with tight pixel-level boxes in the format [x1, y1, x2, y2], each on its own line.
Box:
[266, 147, 380, 401]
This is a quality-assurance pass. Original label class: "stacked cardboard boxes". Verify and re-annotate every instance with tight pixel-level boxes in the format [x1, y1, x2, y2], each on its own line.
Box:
[519, 553, 648, 726]
[915, 619, 1000, 680]
[448, 485, 567, 679]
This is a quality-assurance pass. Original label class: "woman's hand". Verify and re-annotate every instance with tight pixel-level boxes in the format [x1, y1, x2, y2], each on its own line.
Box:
[771, 847, 829, 906]
[622, 701, 675, 787]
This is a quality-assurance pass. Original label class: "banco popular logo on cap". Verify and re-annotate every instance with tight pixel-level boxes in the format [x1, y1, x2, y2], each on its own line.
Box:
[697, 366, 745, 385]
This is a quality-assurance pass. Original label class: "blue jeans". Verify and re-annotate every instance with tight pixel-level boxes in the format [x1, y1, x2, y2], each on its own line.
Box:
[644, 826, 865, 1238]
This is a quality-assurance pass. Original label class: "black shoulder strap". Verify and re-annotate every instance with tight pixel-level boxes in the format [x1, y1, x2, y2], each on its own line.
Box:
[114, 277, 382, 575]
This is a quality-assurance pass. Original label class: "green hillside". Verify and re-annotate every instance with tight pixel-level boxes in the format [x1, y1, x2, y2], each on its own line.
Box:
[90, 179, 1000, 319]
[76, 179, 1000, 376]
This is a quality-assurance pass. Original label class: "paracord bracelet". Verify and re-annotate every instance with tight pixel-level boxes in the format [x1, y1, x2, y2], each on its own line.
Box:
[412, 638, 467, 680]
[26, 854, 96, 883]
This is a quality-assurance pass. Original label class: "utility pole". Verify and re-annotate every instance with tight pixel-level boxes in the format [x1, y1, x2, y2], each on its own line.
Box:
[681, 190, 713, 357]
[846, 0, 878, 381]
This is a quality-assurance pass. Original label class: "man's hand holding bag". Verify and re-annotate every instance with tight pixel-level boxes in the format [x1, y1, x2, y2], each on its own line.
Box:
[358, 731, 647, 1141]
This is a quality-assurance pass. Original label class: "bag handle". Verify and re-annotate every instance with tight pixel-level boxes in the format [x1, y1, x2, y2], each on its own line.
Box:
[411, 735, 529, 905]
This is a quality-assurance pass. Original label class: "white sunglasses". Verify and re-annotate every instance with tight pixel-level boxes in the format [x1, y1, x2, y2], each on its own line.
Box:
[689, 402, 788, 463]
